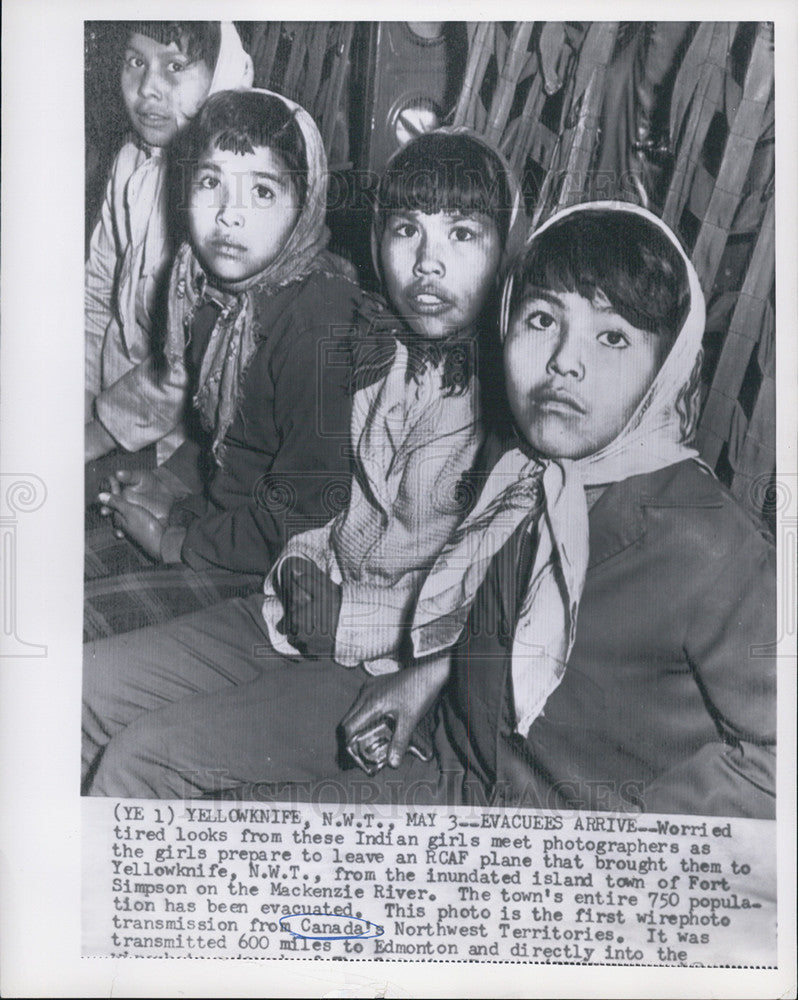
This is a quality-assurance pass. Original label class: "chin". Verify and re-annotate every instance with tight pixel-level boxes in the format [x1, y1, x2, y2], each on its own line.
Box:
[199, 256, 252, 284]
[519, 428, 589, 462]
[415, 319, 473, 341]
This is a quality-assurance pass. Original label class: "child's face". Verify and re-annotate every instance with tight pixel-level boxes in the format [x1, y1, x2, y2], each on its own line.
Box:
[380, 211, 502, 339]
[189, 144, 301, 283]
[121, 32, 213, 147]
[504, 288, 666, 460]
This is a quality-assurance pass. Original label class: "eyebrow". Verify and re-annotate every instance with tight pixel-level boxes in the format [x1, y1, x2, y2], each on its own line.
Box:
[444, 213, 489, 224]
[252, 171, 284, 184]
[519, 289, 565, 308]
[195, 164, 290, 187]
[124, 44, 192, 63]
[386, 210, 488, 223]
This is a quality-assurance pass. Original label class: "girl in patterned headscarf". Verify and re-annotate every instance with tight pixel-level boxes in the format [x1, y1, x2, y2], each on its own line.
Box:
[88, 89, 364, 636]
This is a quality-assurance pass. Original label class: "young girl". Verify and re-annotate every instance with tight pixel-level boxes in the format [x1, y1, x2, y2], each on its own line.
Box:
[81, 129, 526, 794]
[262, 129, 526, 675]
[85, 21, 253, 464]
[85, 89, 365, 639]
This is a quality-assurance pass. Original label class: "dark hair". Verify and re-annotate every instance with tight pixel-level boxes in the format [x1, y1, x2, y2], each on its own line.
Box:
[174, 90, 308, 209]
[509, 210, 691, 352]
[375, 132, 513, 247]
[121, 21, 221, 69]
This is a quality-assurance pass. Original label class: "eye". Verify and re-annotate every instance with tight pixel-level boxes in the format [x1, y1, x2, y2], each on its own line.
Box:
[451, 225, 476, 242]
[391, 221, 417, 238]
[167, 60, 187, 74]
[598, 329, 630, 349]
[525, 309, 557, 331]
[195, 174, 218, 191]
[253, 184, 275, 203]
[124, 54, 144, 70]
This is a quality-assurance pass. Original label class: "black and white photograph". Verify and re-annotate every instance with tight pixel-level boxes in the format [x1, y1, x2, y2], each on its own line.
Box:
[1, 3, 795, 997]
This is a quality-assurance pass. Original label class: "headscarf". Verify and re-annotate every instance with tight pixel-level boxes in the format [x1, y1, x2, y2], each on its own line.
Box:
[114, 22, 254, 357]
[163, 88, 356, 461]
[411, 201, 708, 736]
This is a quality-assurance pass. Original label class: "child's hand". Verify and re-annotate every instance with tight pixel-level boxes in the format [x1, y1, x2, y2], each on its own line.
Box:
[103, 469, 175, 524]
[96, 492, 165, 561]
[276, 556, 341, 658]
[341, 656, 449, 769]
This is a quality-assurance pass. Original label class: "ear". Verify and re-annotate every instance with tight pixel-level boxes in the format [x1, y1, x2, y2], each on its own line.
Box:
[241, 53, 254, 88]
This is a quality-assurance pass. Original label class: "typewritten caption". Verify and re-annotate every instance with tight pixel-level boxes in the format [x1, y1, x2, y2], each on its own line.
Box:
[82, 801, 775, 966]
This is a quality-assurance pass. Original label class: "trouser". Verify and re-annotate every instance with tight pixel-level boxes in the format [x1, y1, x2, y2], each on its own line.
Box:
[82, 593, 467, 804]
[83, 503, 261, 641]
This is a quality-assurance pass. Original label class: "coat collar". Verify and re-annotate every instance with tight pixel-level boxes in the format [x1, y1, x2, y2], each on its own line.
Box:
[587, 459, 722, 568]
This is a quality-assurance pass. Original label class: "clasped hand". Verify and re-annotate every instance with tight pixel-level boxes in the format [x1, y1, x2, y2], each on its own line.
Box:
[98, 469, 175, 561]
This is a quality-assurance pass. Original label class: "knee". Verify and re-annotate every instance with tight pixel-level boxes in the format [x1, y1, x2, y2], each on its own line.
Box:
[88, 712, 174, 799]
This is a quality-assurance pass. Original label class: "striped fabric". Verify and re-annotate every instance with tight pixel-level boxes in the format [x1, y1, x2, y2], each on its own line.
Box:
[84, 519, 261, 641]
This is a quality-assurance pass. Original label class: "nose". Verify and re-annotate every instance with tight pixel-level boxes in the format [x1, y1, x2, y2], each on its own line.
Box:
[412, 234, 445, 277]
[546, 327, 584, 380]
[138, 64, 163, 101]
[216, 197, 244, 228]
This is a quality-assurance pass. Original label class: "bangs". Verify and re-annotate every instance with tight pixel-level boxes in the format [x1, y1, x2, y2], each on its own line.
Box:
[380, 164, 504, 220]
[377, 132, 512, 243]
[178, 91, 308, 207]
[510, 211, 690, 341]
[124, 21, 220, 67]
[211, 130, 258, 158]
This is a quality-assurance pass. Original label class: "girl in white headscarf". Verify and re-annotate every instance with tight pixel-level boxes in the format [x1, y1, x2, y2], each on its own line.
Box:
[340, 202, 775, 817]
[85, 21, 253, 464]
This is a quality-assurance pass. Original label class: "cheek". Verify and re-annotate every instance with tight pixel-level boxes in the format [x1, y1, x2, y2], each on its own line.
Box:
[380, 241, 408, 291]
[455, 245, 500, 317]
[505, 330, 548, 382]
[188, 204, 214, 241]
[610, 352, 660, 421]
[503, 339, 534, 406]
[252, 204, 299, 262]
[587, 353, 660, 443]
[273, 203, 300, 245]
[175, 74, 212, 119]
[120, 70, 137, 106]
[189, 190, 215, 218]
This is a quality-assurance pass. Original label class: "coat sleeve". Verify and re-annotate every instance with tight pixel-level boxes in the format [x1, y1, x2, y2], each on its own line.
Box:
[85, 147, 186, 451]
[91, 245, 187, 451]
[94, 354, 188, 452]
[179, 295, 356, 575]
[84, 162, 119, 410]
[159, 436, 206, 496]
[642, 526, 777, 819]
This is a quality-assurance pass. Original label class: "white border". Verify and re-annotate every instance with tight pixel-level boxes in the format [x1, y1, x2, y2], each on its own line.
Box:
[1, 1, 795, 996]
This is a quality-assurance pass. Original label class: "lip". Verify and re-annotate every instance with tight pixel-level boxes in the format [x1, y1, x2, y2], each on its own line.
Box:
[531, 387, 586, 414]
[209, 237, 248, 256]
[405, 284, 452, 315]
[135, 109, 171, 128]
